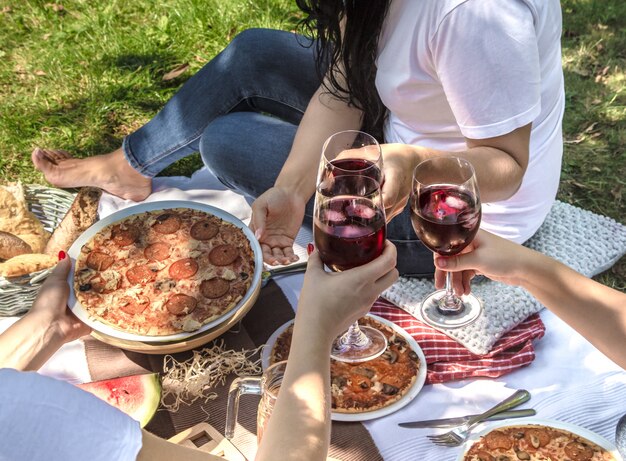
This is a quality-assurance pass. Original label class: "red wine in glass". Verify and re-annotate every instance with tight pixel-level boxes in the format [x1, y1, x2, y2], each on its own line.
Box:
[410, 156, 483, 329]
[323, 158, 384, 186]
[314, 196, 386, 271]
[410, 185, 481, 256]
[315, 130, 388, 363]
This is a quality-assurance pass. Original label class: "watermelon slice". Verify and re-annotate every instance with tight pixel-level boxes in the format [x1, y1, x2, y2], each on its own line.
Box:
[78, 373, 161, 427]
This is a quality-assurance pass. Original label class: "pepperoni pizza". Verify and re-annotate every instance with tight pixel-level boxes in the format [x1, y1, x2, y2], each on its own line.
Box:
[464, 424, 617, 461]
[269, 316, 422, 413]
[74, 208, 255, 335]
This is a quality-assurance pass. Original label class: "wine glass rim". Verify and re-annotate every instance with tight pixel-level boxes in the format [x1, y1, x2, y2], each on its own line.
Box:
[321, 130, 382, 169]
[412, 156, 477, 188]
[316, 174, 383, 199]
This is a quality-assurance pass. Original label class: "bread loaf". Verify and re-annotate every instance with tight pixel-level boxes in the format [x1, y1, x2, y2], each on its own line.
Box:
[45, 187, 102, 256]
[0, 231, 32, 260]
[0, 253, 57, 278]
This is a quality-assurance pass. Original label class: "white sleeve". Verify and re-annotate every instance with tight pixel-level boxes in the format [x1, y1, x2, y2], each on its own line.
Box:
[0, 369, 143, 461]
[431, 0, 542, 139]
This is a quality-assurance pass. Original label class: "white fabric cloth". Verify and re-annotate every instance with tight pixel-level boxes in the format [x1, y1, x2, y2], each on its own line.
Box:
[377, 0, 565, 244]
[0, 368, 142, 461]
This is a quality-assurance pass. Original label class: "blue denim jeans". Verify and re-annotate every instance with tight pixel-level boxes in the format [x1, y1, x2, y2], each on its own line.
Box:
[122, 28, 434, 277]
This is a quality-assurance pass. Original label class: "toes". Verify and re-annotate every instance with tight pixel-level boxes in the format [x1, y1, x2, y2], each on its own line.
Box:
[33, 148, 74, 168]
[31, 148, 49, 169]
[42, 149, 71, 162]
[53, 149, 72, 160]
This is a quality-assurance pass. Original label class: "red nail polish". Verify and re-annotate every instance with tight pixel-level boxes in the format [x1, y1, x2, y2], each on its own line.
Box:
[307, 243, 314, 255]
[58, 250, 66, 261]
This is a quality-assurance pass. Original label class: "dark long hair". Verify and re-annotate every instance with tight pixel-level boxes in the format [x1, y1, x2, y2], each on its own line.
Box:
[296, 0, 392, 142]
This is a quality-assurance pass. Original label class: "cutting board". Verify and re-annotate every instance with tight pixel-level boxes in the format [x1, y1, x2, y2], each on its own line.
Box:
[169, 422, 341, 461]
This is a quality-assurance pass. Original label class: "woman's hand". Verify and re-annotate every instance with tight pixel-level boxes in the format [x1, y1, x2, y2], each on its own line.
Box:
[433, 230, 528, 294]
[0, 255, 90, 370]
[379, 143, 422, 221]
[29, 256, 91, 343]
[250, 187, 307, 266]
[297, 241, 399, 339]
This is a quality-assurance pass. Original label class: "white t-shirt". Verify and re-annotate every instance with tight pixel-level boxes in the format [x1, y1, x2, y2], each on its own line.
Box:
[0, 369, 143, 461]
[377, 0, 564, 243]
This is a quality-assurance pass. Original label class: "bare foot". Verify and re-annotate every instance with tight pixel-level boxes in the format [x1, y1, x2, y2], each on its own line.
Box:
[32, 147, 152, 201]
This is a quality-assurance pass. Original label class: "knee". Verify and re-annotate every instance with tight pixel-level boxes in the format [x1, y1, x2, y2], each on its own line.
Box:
[230, 28, 274, 47]
[199, 112, 296, 199]
[223, 28, 286, 69]
[199, 117, 238, 178]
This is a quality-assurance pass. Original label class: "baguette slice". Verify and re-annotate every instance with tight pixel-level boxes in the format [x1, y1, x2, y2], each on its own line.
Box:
[45, 187, 102, 256]
[0, 253, 57, 278]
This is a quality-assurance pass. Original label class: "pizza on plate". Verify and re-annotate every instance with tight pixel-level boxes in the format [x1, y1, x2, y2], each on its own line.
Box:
[463, 424, 617, 461]
[269, 316, 421, 413]
[74, 207, 255, 336]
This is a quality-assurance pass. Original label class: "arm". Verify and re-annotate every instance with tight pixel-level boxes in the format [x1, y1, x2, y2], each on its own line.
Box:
[381, 124, 530, 220]
[255, 241, 399, 461]
[275, 83, 364, 201]
[0, 256, 91, 371]
[435, 230, 626, 369]
[250, 81, 363, 266]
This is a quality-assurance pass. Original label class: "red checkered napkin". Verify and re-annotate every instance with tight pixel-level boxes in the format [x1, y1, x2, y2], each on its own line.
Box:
[370, 298, 545, 384]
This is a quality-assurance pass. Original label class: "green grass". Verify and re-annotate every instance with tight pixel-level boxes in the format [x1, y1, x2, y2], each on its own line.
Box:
[0, 0, 300, 178]
[559, 0, 626, 290]
[0, 0, 624, 290]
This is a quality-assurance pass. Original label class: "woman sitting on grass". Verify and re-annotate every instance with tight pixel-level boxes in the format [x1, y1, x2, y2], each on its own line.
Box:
[32, 0, 565, 278]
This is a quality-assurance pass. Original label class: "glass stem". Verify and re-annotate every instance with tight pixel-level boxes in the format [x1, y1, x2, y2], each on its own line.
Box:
[338, 321, 371, 348]
[438, 271, 463, 314]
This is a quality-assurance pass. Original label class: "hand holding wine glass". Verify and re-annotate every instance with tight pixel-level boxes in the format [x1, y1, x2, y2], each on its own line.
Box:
[313, 130, 389, 362]
[410, 156, 483, 329]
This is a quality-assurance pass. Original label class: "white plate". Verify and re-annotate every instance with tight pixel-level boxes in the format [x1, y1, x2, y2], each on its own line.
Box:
[262, 314, 427, 422]
[455, 417, 623, 461]
[67, 200, 263, 343]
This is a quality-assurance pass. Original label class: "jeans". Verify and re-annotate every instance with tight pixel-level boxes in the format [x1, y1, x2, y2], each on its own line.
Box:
[122, 28, 434, 277]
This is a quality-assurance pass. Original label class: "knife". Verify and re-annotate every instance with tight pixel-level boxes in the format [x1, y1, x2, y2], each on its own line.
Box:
[398, 408, 536, 429]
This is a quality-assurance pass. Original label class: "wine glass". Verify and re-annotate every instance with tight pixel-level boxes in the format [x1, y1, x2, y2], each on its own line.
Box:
[314, 130, 388, 363]
[410, 156, 483, 329]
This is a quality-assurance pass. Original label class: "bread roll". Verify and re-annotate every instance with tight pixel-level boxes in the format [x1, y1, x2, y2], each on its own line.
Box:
[0, 231, 32, 260]
[0, 183, 49, 253]
[0, 253, 57, 278]
[45, 187, 102, 256]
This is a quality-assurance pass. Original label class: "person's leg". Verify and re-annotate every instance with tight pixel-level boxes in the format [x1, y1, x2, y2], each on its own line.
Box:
[200, 112, 314, 216]
[32, 146, 152, 201]
[34, 28, 320, 200]
[125, 28, 320, 177]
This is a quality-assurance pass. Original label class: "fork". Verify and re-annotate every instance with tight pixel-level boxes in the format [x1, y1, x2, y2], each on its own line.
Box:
[261, 261, 308, 287]
[427, 389, 531, 447]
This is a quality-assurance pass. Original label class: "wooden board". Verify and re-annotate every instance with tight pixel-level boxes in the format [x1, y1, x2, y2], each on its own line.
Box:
[90, 282, 260, 354]
[169, 422, 341, 461]
[169, 422, 247, 461]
